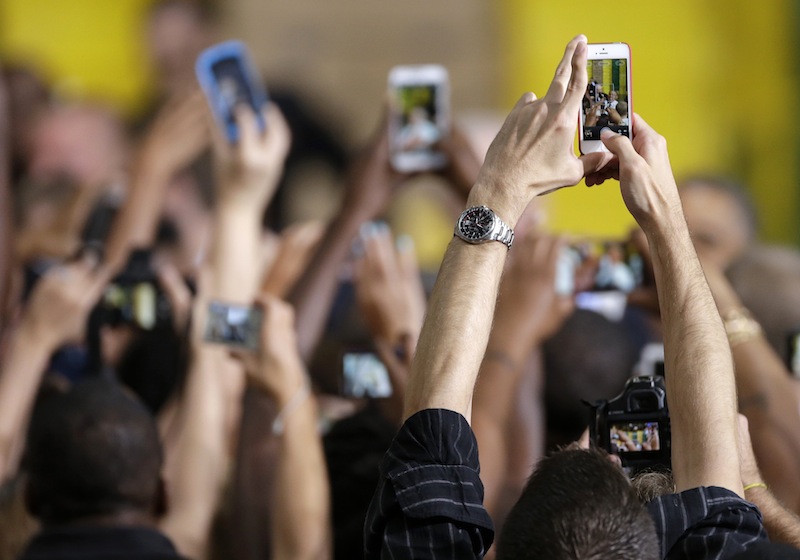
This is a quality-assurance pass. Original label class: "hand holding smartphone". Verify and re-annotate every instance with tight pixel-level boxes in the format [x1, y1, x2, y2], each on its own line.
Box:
[579, 43, 633, 154]
[196, 40, 268, 143]
[388, 64, 450, 172]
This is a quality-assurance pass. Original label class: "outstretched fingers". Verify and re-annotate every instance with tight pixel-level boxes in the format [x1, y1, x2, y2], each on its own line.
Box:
[544, 35, 587, 103]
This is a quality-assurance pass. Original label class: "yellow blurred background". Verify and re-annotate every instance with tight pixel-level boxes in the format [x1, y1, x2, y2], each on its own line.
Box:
[2, 0, 798, 246]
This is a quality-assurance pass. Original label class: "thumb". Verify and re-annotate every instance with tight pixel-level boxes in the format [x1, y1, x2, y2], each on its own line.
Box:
[600, 128, 638, 162]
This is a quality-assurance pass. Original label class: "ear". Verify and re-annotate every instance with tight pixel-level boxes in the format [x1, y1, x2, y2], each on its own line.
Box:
[154, 476, 168, 517]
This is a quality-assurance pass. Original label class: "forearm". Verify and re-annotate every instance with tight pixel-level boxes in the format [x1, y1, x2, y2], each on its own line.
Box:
[646, 217, 741, 494]
[289, 207, 364, 363]
[745, 487, 800, 548]
[0, 134, 11, 339]
[405, 239, 507, 421]
[104, 163, 171, 273]
[160, 346, 232, 560]
[209, 204, 263, 301]
[0, 327, 56, 481]
[272, 394, 330, 560]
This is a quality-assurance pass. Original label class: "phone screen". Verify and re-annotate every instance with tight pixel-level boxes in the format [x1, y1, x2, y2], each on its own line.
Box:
[582, 58, 630, 142]
[610, 421, 660, 453]
[342, 352, 392, 398]
[204, 301, 263, 351]
[211, 58, 258, 129]
[556, 240, 643, 295]
[394, 85, 442, 155]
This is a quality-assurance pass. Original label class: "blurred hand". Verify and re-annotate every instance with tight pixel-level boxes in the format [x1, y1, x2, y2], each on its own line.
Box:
[437, 124, 483, 199]
[495, 228, 574, 346]
[594, 115, 683, 230]
[157, 260, 193, 334]
[626, 227, 660, 314]
[139, 90, 211, 177]
[261, 221, 325, 298]
[469, 35, 610, 224]
[341, 112, 409, 221]
[212, 103, 291, 210]
[21, 254, 105, 349]
[354, 223, 426, 348]
[232, 295, 307, 407]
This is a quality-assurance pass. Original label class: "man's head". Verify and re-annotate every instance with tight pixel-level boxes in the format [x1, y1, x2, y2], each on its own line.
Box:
[497, 447, 659, 560]
[616, 101, 628, 117]
[679, 175, 758, 269]
[23, 379, 164, 526]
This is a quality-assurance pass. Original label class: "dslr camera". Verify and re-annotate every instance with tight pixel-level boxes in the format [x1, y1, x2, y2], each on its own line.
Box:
[589, 375, 671, 475]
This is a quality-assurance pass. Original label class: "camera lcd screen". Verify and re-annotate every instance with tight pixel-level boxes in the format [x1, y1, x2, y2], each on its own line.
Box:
[342, 352, 392, 398]
[582, 59, 630, 141]
[610, 421, 660, 453]
[394, 85, 441, 154]
[204, 301, 262, 350]
[211, 58, 258, 128]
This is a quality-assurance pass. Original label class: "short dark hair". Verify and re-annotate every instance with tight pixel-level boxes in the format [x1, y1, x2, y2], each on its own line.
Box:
[497, 447, 659, 560]
[23, 379, 163, 524]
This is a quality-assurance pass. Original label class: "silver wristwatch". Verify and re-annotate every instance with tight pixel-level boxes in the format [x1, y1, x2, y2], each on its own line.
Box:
[454, 206, 514, 249]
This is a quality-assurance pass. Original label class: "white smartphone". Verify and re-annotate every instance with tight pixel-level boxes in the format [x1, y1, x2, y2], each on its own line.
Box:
[579, 43, 633, 154]
[388, 64, 450, 172]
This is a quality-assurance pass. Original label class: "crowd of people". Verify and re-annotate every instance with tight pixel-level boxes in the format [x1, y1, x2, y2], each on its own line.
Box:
[1, 3, 800, 560]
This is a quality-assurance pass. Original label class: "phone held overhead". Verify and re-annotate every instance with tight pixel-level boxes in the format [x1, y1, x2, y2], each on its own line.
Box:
[196, 40, 268, 142]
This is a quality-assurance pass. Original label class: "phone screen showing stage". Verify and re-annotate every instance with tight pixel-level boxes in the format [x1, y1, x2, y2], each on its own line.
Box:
[610, 421, 660, 453]
[394, 85, 441, 154]
[582, 58, 630, 141]
[211, 58, 257, 128]
[342, 352, 393, 398]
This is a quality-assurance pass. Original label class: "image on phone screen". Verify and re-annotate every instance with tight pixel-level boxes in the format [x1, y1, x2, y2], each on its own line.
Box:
[582, 58, 630, 141]
[342, 352, 393, 398]
[395, 85, 442, 155]
[204, 301, 263, 351]
[211, 58, 258, 129]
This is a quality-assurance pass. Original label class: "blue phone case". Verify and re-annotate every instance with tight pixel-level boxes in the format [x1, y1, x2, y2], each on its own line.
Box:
[195, 40, 267, 143]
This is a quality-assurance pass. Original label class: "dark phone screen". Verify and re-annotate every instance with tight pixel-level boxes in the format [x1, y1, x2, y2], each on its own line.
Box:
[582, 58, 630, 141]
[211, 58, 258, 127]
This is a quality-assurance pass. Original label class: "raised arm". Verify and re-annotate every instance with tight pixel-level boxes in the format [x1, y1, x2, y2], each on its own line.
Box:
[703, 261, 800, 511]
[0, 255, 104, 482]
[104, 91, 209, 273]
[288, 117, 406, 370]
[405, 36, 600, 420]
[472, 230, 572, 521]
[0, 75, 12, 341]
[599, 119, 743, 495]
[235, 296, 330, 560]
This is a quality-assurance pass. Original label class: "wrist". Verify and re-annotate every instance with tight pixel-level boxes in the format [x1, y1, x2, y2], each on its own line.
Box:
[466, 180, 529, 227]
[17, 320, 62, 354]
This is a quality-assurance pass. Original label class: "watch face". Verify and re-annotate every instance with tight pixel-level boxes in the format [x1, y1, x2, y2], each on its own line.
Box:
[459, 206, 494, 241]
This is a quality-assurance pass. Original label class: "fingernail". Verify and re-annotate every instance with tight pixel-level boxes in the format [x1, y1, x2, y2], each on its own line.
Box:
[396, 234, 414, 253]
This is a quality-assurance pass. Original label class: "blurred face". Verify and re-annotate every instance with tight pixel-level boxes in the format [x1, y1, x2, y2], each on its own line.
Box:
[27, 106, 126, 188]
[680, 184, 751, 269]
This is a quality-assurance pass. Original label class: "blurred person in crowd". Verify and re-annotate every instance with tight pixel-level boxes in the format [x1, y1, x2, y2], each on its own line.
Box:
[17, 379, 182, 560]
[679, 174, 758, 270]
[366, 35, 768, 559]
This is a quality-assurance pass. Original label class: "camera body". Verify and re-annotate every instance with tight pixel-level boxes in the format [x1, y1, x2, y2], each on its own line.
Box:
[99, 250, 171, 331]
[590, 375, 671, 475]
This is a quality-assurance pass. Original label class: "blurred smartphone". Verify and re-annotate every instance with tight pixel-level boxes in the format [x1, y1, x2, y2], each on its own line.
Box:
[341, 351, 393, 398]
[388, 64, 450, 172]
[203, 301, 263, 351]
[579, 43, 633, 154]
[196, 40, 267, 143]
